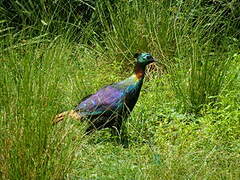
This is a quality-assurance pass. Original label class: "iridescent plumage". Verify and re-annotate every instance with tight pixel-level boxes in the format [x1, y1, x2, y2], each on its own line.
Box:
[53, 53, 156, 135]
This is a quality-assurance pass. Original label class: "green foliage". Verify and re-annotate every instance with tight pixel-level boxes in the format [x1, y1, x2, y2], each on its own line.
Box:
[165, 0, 239, 113]
[94, 0, 174, 62]
[0, 35, 91, 179]
[0, 0, 95, 33]
[93, 0, 239, 113]
[1, 0, 239, 179]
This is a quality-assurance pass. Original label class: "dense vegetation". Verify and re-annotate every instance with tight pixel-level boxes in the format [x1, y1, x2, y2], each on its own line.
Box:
[1, 0, 239, 179]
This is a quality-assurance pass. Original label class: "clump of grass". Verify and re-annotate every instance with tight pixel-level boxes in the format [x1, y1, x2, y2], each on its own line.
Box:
[94, 1, 174, 62]
[94, 0, 239, 113]
[166, 0, 239, 113]
[0, 33, 94, 179]
[0, 0, 96, 36]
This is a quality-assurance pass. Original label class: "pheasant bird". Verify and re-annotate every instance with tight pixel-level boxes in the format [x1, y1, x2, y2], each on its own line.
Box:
[53, 53, 156, 135]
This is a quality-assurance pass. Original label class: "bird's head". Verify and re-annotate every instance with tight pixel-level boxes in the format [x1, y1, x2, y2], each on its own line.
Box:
[134, 52, 156, 66]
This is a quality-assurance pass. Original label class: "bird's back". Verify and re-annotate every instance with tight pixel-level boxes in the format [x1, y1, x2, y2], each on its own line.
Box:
[73, 75, 143, 133]
[75, 74, 143, 117]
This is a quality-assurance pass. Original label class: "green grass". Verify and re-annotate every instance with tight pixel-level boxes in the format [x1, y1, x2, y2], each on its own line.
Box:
[1, 0, 240, 179]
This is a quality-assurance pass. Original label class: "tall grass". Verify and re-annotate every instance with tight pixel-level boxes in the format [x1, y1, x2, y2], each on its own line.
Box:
[0, 0, 239, 179]
[94, 0, 239, 113]
[0, 33, 91, 178]
[167, 0, 239, 113]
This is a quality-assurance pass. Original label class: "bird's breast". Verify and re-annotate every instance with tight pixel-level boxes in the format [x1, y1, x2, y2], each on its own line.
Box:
[124, 81, 143, 111]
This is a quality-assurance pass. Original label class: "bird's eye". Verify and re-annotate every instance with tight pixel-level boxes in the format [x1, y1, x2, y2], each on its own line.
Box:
[146, 56, 152, 60]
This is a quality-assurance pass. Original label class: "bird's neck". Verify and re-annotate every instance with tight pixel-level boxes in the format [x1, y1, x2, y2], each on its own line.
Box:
[134, 63, 146, 80]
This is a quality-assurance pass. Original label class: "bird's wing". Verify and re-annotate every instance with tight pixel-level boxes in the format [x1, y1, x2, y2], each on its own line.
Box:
[74, 85, 125, 116]
[74, 94, 93, 109]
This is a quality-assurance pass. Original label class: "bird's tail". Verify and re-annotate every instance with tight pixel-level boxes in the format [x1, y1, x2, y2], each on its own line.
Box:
[53, 110, 81, 124]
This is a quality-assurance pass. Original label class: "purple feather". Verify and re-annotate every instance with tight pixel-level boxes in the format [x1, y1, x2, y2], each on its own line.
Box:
[75, 86, 124, 115]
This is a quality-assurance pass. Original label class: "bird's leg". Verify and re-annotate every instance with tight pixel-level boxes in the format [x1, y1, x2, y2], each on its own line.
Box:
[119, 125, 129, 148]
[111, 123, 129, 148]
[85, 126, 96, 135]
[110, 126, 120, 137]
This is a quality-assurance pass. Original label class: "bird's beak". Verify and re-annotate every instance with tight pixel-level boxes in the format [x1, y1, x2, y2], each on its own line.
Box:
[151, 57, 158, 63]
